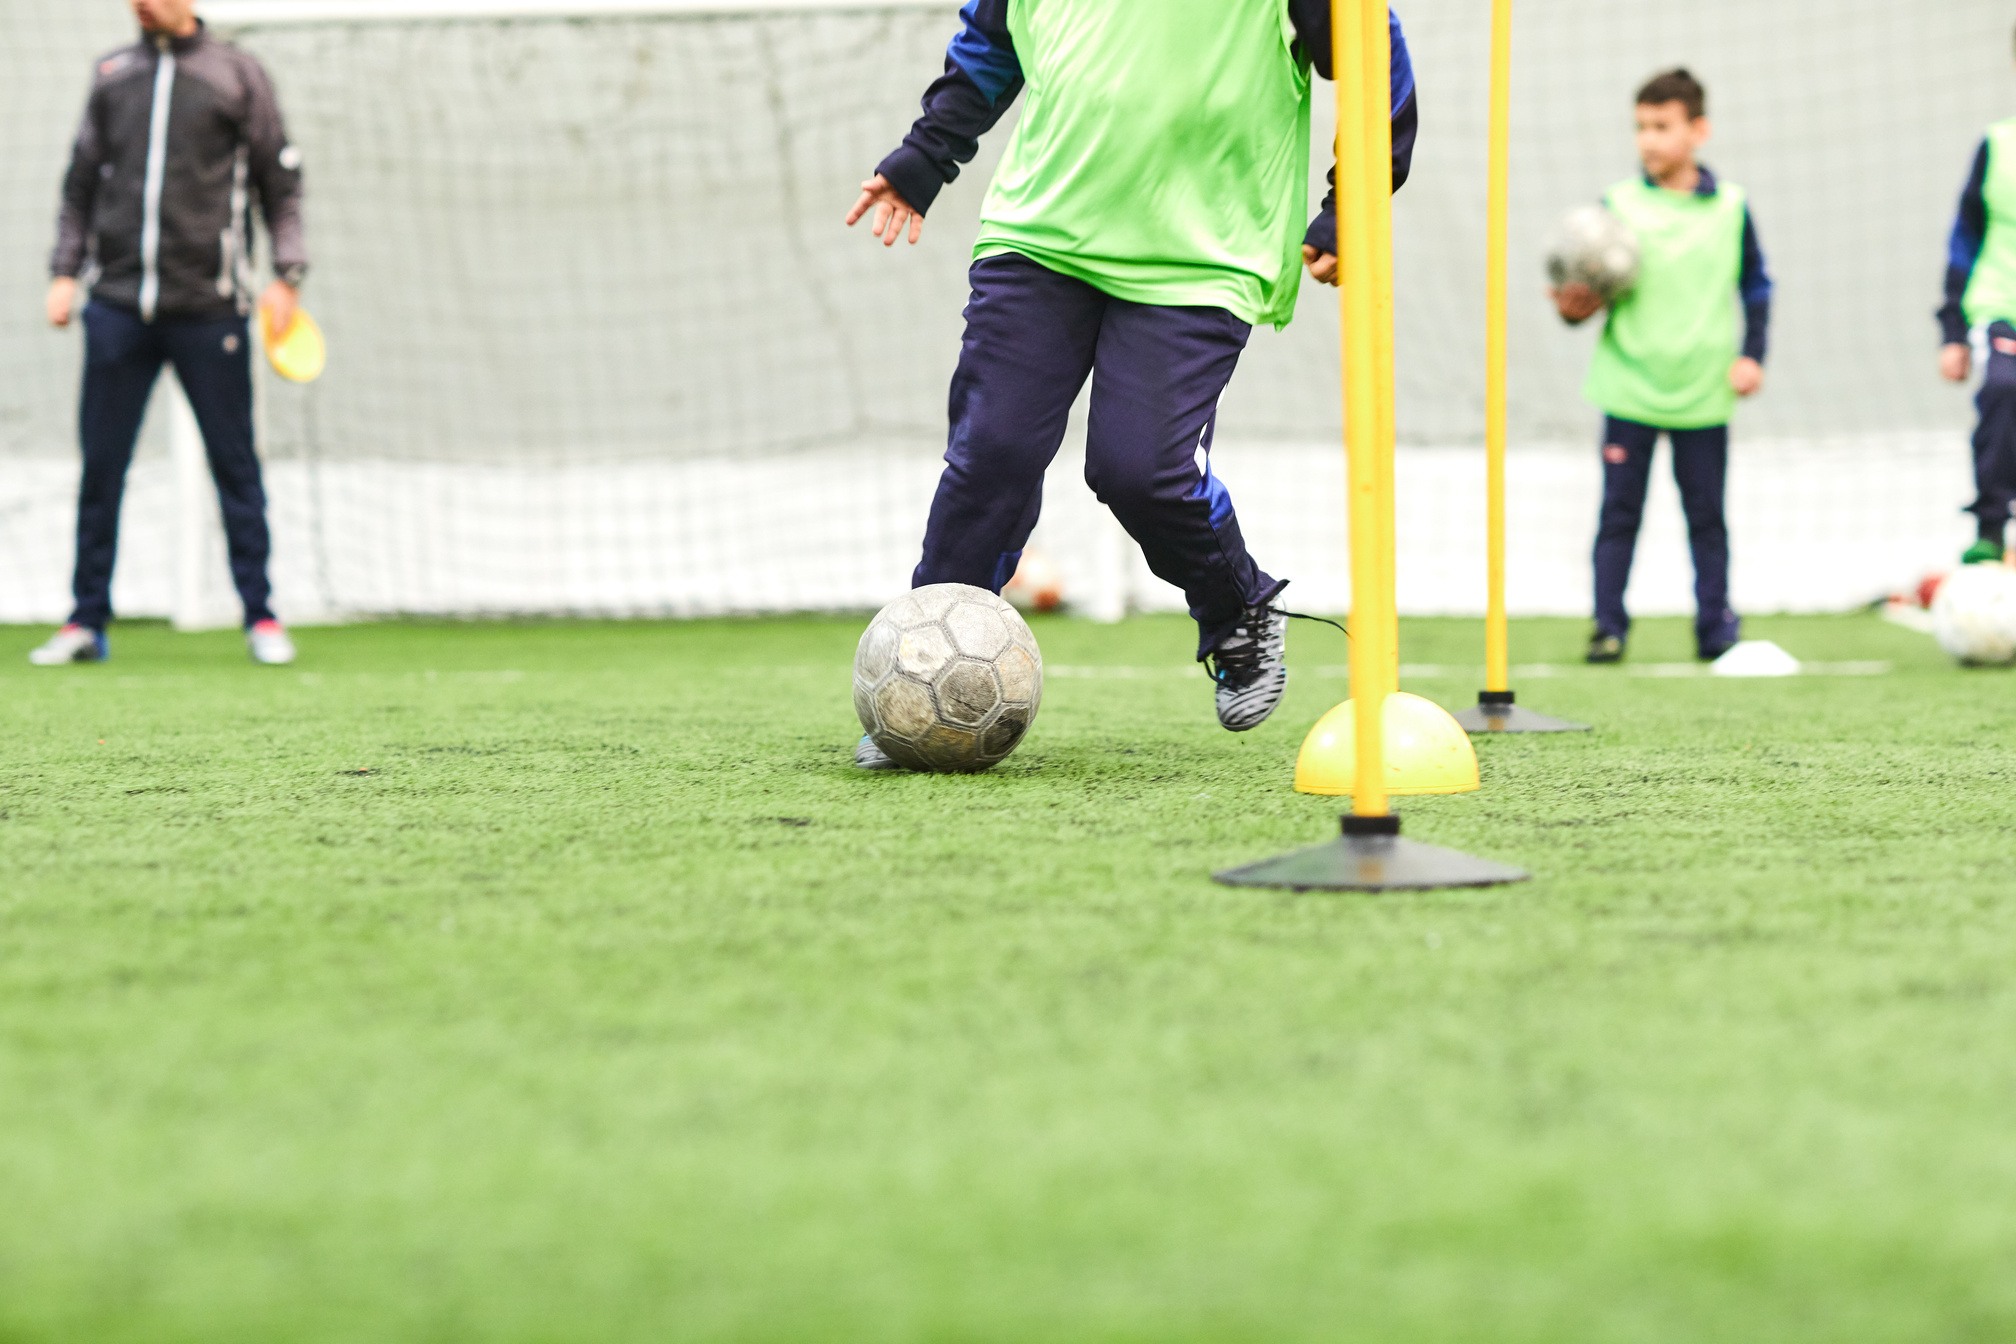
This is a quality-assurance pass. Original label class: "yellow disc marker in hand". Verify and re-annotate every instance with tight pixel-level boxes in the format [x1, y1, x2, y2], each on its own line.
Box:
[262, 302, 326, 384]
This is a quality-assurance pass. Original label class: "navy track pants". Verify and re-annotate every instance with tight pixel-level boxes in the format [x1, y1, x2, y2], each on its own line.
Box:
[73, 300, 275, 630]
[1969, 320, 2016, 546]
[1592, 415, 1735, 644]
[914, 253, 1279, 658]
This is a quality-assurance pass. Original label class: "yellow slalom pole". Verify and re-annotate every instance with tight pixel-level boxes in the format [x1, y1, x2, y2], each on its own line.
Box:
[1364, 0, 1399, 700]
[1483, 0, 1513, 695]
[1220, 0, 1525, 887]
[1335, 0, 1388, 819]
[1454, 0, 1584, 734]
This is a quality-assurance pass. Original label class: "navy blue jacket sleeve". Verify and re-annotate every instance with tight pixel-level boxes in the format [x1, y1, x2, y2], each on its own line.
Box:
[1296, 4, 1418, 259]
[1738, 207, 1772, 363]
[873, 0, 1021, 216]
[1940, 139, 1990, 347]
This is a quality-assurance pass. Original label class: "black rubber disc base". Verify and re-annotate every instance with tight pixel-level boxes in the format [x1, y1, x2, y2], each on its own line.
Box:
[1214, 833, 1530, 892]
[1454, 703, 1591, 733]
[1454, 691, 1590, 734]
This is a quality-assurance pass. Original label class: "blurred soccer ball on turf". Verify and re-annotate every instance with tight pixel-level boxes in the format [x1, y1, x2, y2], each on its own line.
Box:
[854, 583, 1044, 772]
[1546, 205, 1641, 304]
[1003, 548, 1065, 613]
[1931, 562, 2016, 664]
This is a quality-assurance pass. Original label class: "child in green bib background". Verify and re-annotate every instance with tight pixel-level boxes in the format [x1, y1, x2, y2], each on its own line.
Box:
[1554, 69, 1772, 666]
[1937, 23, 2016, 567]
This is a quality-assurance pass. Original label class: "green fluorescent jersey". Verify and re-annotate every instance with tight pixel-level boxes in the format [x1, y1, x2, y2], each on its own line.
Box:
[1584, 176, 1749, 430]
[973, 0, 1312, 329]
[1964, 118, 2016, 330]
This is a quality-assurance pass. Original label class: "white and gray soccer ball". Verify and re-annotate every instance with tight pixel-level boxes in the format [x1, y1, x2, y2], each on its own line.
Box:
[1546, 204, 1641, 303]
[854, 583, 1044, 772]
[1932, 563, 2016, 664]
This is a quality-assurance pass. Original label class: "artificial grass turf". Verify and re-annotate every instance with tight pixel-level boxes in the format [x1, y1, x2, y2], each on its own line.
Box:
[1, 612, 2013, 1343]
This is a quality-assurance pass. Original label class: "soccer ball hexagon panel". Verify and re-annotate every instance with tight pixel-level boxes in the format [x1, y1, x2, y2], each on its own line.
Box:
[854, 583, 1044, 772]
[1546, 204, 1641, 304]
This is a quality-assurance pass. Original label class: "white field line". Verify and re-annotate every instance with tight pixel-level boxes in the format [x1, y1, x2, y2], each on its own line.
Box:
[202, 0, 952, 24]
[1046, 665, 1210, 680]
[1330, 662, 1894, 679]
[294, 670, 529, 685]
[1048, 662, 1893, 681]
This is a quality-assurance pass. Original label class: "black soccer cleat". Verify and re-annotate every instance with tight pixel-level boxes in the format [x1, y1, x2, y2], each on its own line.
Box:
[1206, 604, 1289, 732]
[1585, 631, 1626, 664]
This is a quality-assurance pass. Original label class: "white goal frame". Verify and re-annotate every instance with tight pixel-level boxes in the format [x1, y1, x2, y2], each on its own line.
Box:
[156, 0, 973, 630]
[201, 0, 953, 25]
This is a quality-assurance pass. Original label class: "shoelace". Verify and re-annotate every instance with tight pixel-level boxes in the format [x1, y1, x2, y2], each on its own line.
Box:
[1206, 606, 1348, 687]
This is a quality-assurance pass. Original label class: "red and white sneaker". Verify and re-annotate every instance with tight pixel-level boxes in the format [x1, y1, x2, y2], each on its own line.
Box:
[28, 624, 108, 665]
[246, 619, 297, 665]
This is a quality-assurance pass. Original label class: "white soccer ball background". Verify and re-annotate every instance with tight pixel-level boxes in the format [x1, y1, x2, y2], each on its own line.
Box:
[1931, 563, 2016, 664]
[1546, 204, 1641, 304]
[854, 584, 1044, 772]
[1003, 547, 1066, 613]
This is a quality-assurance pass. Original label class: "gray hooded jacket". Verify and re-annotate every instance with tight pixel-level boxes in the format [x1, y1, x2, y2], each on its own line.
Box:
[51, 21, 306, 322]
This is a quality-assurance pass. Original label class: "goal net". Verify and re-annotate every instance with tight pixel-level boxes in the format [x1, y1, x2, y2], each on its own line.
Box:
[0, 0, 2004, 625]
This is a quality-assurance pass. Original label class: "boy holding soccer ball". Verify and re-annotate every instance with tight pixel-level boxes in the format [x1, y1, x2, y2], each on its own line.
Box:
[845, 1, 1416, 766]
[1937, 24, 2016, 567]
[1554, 69, 1772, 664]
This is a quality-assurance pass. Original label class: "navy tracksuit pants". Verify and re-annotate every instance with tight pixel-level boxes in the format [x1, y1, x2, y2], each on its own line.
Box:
[73, 300, 275, 630]
[915, 253, 1280, 658]
[1968, 320, 2016, 546]
[1592, 415, 1736, 644]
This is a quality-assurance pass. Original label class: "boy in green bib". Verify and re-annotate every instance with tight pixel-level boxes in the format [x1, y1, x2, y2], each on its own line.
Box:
[1554, 69, 1772, 664]
[842, 1, 1417, 767]
[1936, 26, 2016, 565]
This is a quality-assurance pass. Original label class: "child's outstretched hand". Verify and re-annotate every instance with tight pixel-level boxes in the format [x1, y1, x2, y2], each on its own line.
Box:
[1551, 283, 1602, 325]
[1301, 244, 1339, 287]
[846, 174, 923, 247]
[1940, 343, 1973, 383]
[1729, 357, 1764, 397]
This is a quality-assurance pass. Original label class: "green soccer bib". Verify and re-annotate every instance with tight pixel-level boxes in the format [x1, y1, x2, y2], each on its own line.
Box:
[1584, 176, 1748, 429]
[1964, 118, 2016, 331]
[973, 0, 1312, 329]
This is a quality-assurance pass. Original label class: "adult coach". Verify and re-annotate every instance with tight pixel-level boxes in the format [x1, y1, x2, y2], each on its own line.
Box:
[34, 0, 304, 666]
[847, 0, 1415, 765]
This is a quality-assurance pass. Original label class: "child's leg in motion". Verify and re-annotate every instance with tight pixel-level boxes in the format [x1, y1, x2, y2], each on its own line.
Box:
[913, 255, 1105, 592]
[1592, 417, 1661, 639]
[1081, 298, 1279, 659]
[1670, 424, 1737, 655]
[1968, 320, 2016, 553]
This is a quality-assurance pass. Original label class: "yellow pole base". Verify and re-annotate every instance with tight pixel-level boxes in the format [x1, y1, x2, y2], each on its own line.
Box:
[1295, 692, 1482, 797]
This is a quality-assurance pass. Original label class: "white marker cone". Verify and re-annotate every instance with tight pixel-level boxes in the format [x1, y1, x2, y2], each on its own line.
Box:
[1711, 640, 1802, 678]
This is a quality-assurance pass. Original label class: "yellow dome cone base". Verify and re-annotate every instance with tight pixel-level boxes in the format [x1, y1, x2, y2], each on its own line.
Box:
[1296, 692, 1481, 797]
